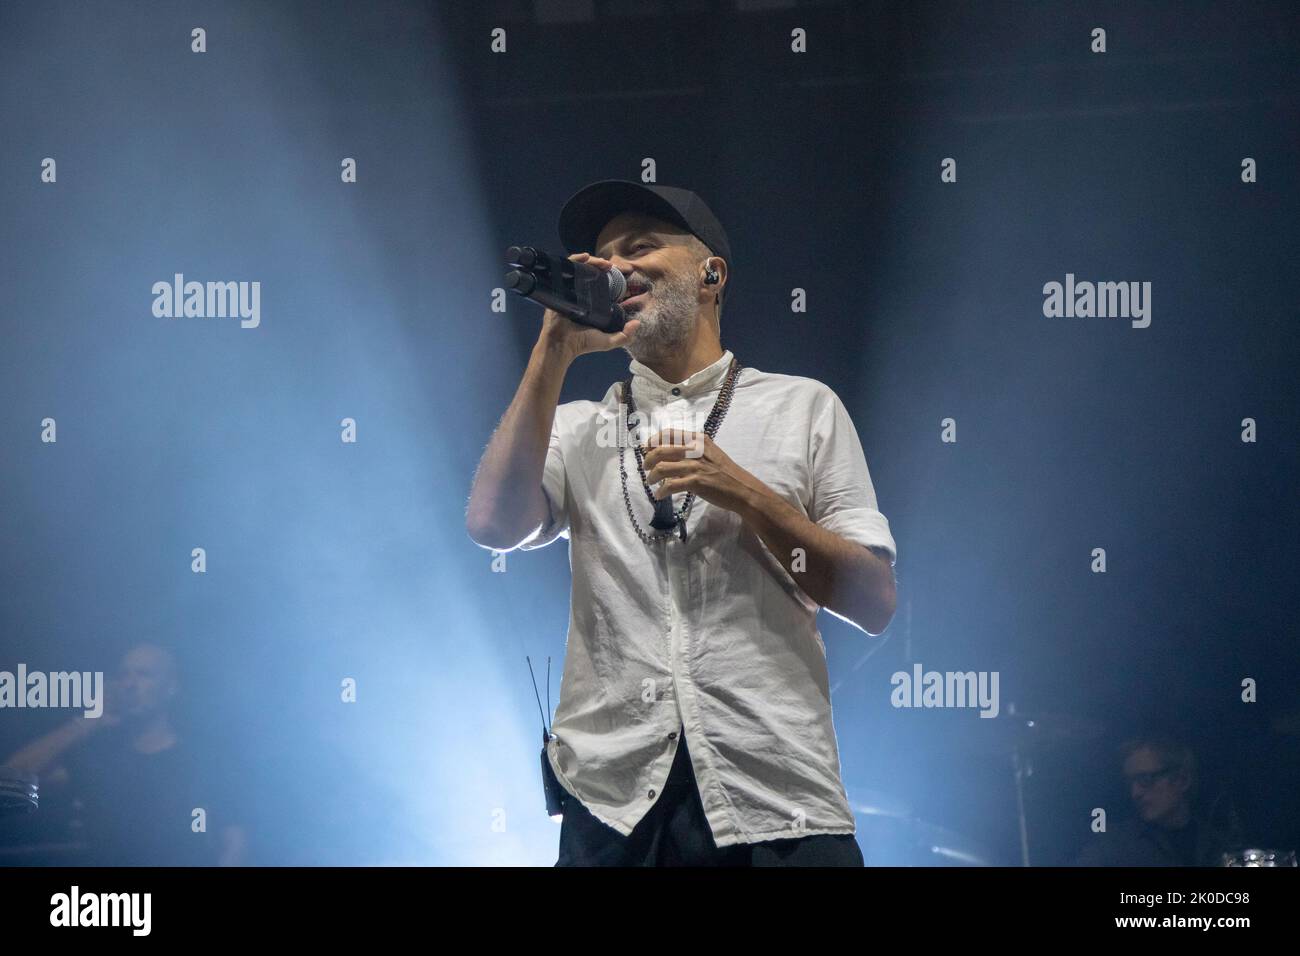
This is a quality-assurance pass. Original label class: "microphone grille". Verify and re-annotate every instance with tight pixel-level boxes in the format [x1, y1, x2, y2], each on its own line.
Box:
[606, 269, 627, 301]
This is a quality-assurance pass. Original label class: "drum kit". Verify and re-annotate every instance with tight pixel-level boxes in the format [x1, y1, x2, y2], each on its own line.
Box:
[846, 703, 1300, 867]
[0, 768, 94, 864]
[847, 702, 1091, 866]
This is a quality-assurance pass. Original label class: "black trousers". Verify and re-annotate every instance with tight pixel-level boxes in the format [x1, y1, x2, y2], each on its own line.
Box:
[555, 727, 864, 867]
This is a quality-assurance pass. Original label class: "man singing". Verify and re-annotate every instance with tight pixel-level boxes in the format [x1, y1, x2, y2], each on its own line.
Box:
[467, 180, 897, 866]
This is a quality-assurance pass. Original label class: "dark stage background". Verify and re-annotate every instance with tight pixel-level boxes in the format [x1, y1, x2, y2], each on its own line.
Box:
[1, 0, 1296, 866]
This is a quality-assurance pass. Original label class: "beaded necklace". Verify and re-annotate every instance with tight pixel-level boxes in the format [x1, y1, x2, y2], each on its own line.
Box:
[618, 356, 743, 544]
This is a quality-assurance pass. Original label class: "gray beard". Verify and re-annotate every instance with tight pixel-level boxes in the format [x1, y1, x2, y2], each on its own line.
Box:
[622, 269, 699, 366]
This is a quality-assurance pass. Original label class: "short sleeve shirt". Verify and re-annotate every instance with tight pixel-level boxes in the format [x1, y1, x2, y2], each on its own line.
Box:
[513, 348, 896, 846]
[64, 733, 235, 866]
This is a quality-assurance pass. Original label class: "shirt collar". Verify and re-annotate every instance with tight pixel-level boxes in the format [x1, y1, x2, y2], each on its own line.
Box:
[628, 349, 734, 401]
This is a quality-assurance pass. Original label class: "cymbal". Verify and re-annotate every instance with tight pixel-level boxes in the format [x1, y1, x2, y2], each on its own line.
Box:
[847, 783, 994, 866]
[849, 802, 993, 866]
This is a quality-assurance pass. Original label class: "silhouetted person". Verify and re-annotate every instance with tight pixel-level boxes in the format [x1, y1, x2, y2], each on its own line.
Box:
[1076, 732, 1243, 866]
[2, 643, 246, 866]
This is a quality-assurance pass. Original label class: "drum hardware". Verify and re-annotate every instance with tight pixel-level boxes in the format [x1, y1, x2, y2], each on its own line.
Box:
[1221, 848, 1297, 867]
[0, 767, 38, 816]
[848, 788, 993, 867]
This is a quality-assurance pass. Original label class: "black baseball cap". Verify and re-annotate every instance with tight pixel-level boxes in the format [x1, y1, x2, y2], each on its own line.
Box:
[558, 179, 732, 281]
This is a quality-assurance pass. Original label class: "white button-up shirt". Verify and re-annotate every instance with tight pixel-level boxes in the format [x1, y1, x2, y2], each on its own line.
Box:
[519, 348, 897, 847]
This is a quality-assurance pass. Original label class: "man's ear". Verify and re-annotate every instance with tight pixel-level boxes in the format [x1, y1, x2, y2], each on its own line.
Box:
[701, 256, 727, 289]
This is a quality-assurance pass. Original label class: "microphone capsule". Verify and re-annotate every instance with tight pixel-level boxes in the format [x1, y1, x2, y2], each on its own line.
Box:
[504, 270, 535, 294]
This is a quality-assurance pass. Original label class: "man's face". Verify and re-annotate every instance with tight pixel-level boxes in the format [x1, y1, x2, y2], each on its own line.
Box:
[1123, 746, 1190, 826]
[116, 645, 178, 720]
[594, 211, 706, 364]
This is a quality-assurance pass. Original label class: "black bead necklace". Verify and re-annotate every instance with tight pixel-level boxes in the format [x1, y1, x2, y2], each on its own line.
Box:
[618, 356, 743, 544]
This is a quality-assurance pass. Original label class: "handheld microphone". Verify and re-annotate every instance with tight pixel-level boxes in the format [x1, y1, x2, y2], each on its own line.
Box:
[505, 245, 627, 333]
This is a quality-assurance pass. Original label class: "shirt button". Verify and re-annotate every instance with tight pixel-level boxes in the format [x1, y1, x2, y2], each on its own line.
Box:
[648, 789, 656, 799]
[671, 387, 681, 396]
[667, 731, 677, 740]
